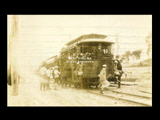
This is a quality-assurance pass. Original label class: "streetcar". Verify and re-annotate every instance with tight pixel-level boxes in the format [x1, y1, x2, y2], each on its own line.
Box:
[59, 33, 117, 88]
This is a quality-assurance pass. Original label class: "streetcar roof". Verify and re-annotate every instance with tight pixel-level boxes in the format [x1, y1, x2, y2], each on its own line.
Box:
[60, 37, 115, 53]
[46, 55, 58, 61]
[61, 34, 115, 53]
[79, 38, 115, 44]
[66, 33, 107, 46]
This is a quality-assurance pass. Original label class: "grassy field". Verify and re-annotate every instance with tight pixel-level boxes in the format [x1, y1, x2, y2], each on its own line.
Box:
[122, 66, 152, 83]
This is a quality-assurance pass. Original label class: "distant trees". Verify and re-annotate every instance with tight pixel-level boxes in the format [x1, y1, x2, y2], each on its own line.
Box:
[122, 49, 142, 62]
[120, 32, 152, 62]
[121, 54, 126, 61]
[125, 51, 131, 62]
[132, 50, 142, 60]
[121, 51, 131, 62]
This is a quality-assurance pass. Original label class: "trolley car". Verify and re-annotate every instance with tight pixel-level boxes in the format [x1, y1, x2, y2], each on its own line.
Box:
[59, 33, 117, 88]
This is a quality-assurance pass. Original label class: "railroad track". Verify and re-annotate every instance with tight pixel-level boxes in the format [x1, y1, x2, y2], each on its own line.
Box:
[137, 85, 152, 94]
[138, 89, 152, 94]
[86, 89, 152, 106]
[56, 83, 152, 106]
[110, 90, 151, 99]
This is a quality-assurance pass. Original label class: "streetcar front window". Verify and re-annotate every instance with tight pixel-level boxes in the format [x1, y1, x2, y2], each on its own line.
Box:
[103, 49, 108, 54]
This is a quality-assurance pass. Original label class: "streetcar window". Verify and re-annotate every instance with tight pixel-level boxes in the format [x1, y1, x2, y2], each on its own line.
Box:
[103, 49, 108, 54]
[105, 49, 108, 53]
[83, 47, 88, 53]
[103, 49, 105, 54]
[82, 47, 92, 53]
[111, 44, 115, 54]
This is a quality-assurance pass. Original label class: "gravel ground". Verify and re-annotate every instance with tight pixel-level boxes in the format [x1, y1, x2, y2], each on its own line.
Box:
[8, 83, 131, 106]
[7, 67, 152, 106]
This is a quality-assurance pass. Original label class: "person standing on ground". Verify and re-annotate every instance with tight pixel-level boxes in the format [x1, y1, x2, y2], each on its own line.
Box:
[53, 66, 60, 90]
[98, 64, 110, 94]
[115, 55, 123, 88]
[50, 67, 54, 86]
[46, 68, 51, 90]
[39, 66, 47, 91]
[77, 62, 83, 81]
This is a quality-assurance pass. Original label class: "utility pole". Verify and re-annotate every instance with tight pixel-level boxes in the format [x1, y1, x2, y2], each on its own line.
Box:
[8, 15, 19, 96]
[116, 34, 119, 56]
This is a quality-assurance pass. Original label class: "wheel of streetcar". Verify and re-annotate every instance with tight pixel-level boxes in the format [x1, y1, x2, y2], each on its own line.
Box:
[74, 84, 77, 88]
[88, 84, 92, 89]
[85, 83, 90, 89]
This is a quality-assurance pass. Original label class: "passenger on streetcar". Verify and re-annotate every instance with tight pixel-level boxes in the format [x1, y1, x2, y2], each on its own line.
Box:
[91, 52, 96, 60]
[96, 43, 104, 59]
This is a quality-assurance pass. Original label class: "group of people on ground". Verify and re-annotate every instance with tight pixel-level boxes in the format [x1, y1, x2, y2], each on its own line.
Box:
[39, 64, 60, 91]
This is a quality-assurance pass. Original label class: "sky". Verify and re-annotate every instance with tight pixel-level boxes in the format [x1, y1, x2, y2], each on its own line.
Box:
[8, 15, 152, 72]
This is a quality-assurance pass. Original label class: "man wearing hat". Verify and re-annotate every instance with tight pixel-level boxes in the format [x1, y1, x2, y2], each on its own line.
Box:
[96, 43, 104, 59]
[115, 55, 123, 88]
[115, 55, 122, 70]
[98, 64, 110, 94]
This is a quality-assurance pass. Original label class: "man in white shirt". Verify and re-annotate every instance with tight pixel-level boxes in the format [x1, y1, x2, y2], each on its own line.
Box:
[53, 66, 60, 90]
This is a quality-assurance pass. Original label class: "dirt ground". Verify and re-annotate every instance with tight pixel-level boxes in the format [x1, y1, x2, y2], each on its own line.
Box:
[7, 67, 152, 106]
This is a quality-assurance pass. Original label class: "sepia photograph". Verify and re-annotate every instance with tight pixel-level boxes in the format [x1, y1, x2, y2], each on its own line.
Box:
[7, 15, 152, 106]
